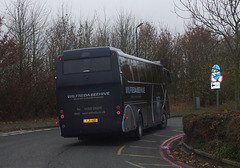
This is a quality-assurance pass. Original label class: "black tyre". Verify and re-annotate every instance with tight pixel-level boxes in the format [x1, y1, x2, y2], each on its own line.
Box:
[158, 112, 168, 129]
[135, 114, 143, 140]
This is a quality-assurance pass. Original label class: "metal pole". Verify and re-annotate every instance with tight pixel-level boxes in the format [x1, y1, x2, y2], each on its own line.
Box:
[136, 23, 143, 57]
[217, 89, 219, 110]
[136, 27, 138, 57]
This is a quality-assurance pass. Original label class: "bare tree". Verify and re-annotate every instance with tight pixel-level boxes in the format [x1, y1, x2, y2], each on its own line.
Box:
[138, 22, 158, 60]
[46, 6, 97, 72]
[3, 0, 49, 81]
[0, 16, 19, 85]
[93, 11, 111, 46]
[111, 11, 136, 54]
[156, 27, 174, 68]
[181, 27, 219, 103]
[175, 0, 240, 109]
[77, 17, 96, 48]
[45, 7, 77, 72]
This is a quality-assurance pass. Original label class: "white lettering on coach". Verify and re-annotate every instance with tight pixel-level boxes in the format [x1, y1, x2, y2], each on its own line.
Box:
[125, 87, 145, 94]
[67, 91, 110, 99]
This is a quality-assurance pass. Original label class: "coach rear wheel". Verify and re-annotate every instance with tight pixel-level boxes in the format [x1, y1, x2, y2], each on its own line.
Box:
[135, 114, 143, 140]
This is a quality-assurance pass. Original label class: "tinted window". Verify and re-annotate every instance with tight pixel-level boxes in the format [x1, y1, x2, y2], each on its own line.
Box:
[156, 66, 163, 83]
[63, 57, 111, 74]
[151, 65, 158, 83]
[119, 56, 133, 81]
[131, 60, 139, 81]
[152, 65, 163, 83]
[138, 61, 146, 82]
[146, 64, 153, 83]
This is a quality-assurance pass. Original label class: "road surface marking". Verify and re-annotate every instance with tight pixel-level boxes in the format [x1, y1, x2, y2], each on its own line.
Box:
[139, 163, 173, 167]
[0, 128, 56, 136]
[117, 145, 126, 155]
[153, 134, 172, 138]
[125, 161, 145, 168]
[140, 139, 159, 143]
[130, 146, 157, 150]
[123, 154, 161, 158]
[173, 128, 183, 132]
[159, 134, 192, 168]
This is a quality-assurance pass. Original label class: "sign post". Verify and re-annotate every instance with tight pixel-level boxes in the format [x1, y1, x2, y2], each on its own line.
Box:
[211, 65, 223, 110]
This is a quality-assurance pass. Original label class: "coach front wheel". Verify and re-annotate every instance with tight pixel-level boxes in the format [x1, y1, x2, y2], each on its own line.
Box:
[158, 112, 168, 129]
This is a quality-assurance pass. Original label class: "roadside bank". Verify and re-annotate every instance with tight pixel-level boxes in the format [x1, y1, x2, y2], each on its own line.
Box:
[0, 118, 58, 133]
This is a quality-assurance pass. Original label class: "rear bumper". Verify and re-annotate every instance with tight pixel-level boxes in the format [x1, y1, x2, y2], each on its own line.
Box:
[60, 116, 123, 137]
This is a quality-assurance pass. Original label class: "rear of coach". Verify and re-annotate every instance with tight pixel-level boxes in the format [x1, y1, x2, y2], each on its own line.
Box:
[56, 47, 123, 138]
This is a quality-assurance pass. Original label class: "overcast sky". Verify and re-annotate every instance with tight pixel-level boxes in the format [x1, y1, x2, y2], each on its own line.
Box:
[1, 0, 190, 33]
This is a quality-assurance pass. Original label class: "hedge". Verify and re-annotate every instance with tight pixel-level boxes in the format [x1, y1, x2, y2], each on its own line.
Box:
[183, 111, 240, 161]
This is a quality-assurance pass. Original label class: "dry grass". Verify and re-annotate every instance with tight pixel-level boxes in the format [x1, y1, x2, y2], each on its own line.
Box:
[169, 95, 216, 113]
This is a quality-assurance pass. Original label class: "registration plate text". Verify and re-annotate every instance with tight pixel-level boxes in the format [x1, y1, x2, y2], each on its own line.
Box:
[83, 118, 98, 123]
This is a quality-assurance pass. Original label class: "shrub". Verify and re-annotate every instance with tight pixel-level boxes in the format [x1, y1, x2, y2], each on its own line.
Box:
[183, 111, 240, 161]
[0, 72, 57, 121]
[182, 113, 197, 133]
[226, 115, 240, 160]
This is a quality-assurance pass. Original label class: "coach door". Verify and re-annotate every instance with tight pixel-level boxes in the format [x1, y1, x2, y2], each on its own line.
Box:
[152, 85, 162, 124]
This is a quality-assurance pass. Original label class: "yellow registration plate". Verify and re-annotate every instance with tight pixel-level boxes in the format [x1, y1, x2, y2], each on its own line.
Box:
[83, 118, 98, 123]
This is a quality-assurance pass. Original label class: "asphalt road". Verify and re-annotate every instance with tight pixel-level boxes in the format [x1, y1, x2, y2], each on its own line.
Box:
[0, 117, 183, 168]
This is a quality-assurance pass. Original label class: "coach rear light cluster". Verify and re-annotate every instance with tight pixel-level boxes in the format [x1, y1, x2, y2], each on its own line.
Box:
[116, 105, 121, 115]
[60, 110, 65, 119]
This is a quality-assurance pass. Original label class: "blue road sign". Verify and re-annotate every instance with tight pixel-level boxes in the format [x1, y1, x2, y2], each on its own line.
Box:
[211, 65, 220, 81]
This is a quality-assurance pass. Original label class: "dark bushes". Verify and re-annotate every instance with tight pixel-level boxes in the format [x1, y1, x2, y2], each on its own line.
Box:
[183, 111, 240, 161]
[0, 72, 56, 121]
